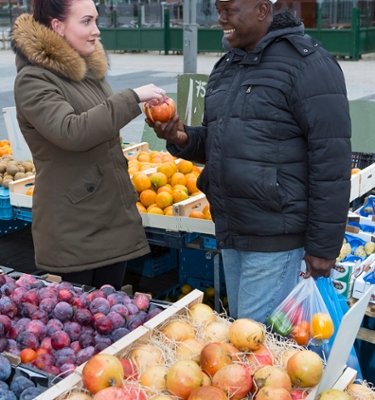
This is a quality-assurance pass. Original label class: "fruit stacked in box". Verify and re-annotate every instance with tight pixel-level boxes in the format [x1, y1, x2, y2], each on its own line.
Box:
[32, 290, 373, 400]
[0, 273, 165, 378]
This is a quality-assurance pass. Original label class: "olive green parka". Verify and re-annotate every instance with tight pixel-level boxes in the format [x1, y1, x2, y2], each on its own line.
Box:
[11, 14, 149, 273]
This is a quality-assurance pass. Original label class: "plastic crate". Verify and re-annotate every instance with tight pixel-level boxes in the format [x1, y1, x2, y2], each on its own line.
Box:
[145, 227, 199, 248]
[15, 207, 32, 222]
[127, 248, 178, 278]
[0, 187, 13, 220]
[0, 218, 30, 237]
[352, 152, 375, 169]
[200, 234, 217, 249]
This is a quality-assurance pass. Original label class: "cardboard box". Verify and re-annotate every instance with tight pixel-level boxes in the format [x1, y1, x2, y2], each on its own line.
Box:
[352, 254, 375, 303]
[331, 261, 359, 298]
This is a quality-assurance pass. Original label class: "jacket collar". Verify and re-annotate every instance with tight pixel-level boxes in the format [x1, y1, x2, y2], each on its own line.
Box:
[11, 13, 108, 82]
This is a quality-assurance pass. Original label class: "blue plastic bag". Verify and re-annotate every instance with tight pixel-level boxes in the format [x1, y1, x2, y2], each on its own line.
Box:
[313, 277, 363, 379]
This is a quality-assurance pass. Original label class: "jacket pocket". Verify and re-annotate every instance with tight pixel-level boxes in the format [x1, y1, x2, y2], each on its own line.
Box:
[66, 164, 103, 204]
[264, 167, 285, 213]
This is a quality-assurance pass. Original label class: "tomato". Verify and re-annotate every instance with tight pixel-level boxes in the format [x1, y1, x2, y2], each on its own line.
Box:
[142, 97, 176, 122]
[311, 312, 334, 340]
[290, 320, 310, 346]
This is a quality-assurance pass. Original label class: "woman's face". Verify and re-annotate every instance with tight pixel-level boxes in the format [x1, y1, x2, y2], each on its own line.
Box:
[53, 0, 100, 57]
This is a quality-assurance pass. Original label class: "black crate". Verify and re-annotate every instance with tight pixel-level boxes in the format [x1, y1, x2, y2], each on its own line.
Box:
[351, 152, 375, 169]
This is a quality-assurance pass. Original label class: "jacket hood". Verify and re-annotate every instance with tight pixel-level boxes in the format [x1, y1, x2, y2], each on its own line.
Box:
[11, 13, 108, 81]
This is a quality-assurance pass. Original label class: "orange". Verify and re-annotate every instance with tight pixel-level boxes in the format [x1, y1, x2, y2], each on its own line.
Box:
[137, 151, 150, 162]
[0, 145, 11, 156]
[139, 189, 157, 208]
[128, 166, 139, 176]
[127, 155, 137, 161]
[186, 177, 198, 194]
[20, 348, 37, 363]
[189, 211, 206, 219]
[150, 155, 163, 164]
[178, 159, 194, 174]
[172, 189, 189, 203]
[351, 168, 361, 175]
[25, 186, 35, 196]
[136, 202, 147, 213]
[291, 321, 310, 346]
[148, 206, 164, 215]
[149, 151, 162, 158]
[192, 166, 201, 176]
[157, 185, 173, 195]
[164, 205, 173, 215]
[147, 203, 158, 212]
[35, 348, 50, 356]
[0, 139, 10, 147]
[150, 172, 168, 189]
[203, 204, 212, 220]
[162, 153, 175, 162]
[170, 172, 187, 187]
[140, 163, 153, 171]
[173, 184, 189, 194]
[132, 173, 151, 192]
[311, 313, 334, 340]
[155, 191, 174, 209]
[157, 162, 177, 178]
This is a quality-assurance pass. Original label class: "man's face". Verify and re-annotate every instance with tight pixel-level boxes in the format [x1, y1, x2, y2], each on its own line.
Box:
[215, 0, 267, 53]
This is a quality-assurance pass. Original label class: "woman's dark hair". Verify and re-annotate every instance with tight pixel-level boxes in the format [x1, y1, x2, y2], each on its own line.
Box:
[32, 0, 71, 27]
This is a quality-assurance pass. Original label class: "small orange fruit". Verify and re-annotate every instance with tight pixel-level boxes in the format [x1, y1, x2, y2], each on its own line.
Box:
[136, 202, 147, 213]
[170, 172, 187, 187]
[164, 205, 173, 215]
[203, 204, 212, 220]
[132, 173, 151, 192]
[20, 348, 37, 363]
[351, 168, 361, 175]
[137, 151, 151, 162]
[139, 189, 157, 208]
[186, 177, 198, 194]
[172, 189, 189, 203]
[150, 172, 168, 189]
[155, 191, 174, 209]
[25, 186, 35, 196]
[157, 185, 173, 195]
[189, 211, 206, 219]
[148, 206, 164, 215]
[157, 162, 177, 178]
[173, 184, 189, 194]
[178, 160, 194, 174]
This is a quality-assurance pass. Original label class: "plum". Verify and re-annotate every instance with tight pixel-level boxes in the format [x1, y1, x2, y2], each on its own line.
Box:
[0, 299, 18, 319]
[94, 316, 113, 335]
[15, 277, 32, 291]
[33, 353, 55, 370]
[0, 389, 16, 400]
[20, 303, 38, 318]
[0, 275, 6, 286]
[110, 327, 130, 343]
[58, 289, 75, 304]
[42, 365, 60, 375]
[146, 307, 163, 321]
[60, 363, 76, 378]
[10, 287, 27, 304]
[107, 311, 126, 330]
[126, 315, 145, 332]
[30, 310, 49, 325]
[25, 320, 47, 340]
[0, 355, 11, 380]
[100, 284, 116, 297]
[0, 323, 5, 339]
[31, 280, 46, 290]
[19, 387, 43, 400]
[0, 316, 11, 333]
[46, 319, 64, 337]
[89, 298, 111, 315]
[39, 298, 57, 315]
[0, 282, 17, 296]
[80, 326, 94, 335]
[89, 290, 106, 301]
[94, 334, 112, 348]
[63, 321, 81, 342]
[72, 295, 88, 309]
[21, 289, 39, 306]
[107, 293, 125, 307]
[51, 331, 71, 350]
[70, 341, 81, 354]
[40, 337, 52, 352]
[52, 302, 73, 322]
[73, 309, 92, 326]
[94, 342, 110, 354]
[0, 338, 8, 353]
[125, 303, 139, 316]
[10, 376, 35, 398]
[110, 304, 129, 319]
[0, 382, 9, 391]
[78, 332, 95, 348]
[55, 348, 76, 368]
[16, 332, 39, 351]
[133, 294, 150, 311]
[38, 287, 58, 302]
[76, 346, 95, 365]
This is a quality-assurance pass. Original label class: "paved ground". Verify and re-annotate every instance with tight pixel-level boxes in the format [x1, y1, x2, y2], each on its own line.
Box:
[1, 49, 375, 144]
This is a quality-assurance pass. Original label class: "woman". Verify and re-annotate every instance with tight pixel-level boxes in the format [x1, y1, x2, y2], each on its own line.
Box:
[10, 0, 167, 289]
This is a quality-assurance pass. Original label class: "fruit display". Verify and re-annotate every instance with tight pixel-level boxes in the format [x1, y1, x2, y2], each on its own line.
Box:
[0, 273, 165, 378]
[0, 153, 35, 189]
[142, 97, 176, 123]
[337, 235, 375, 263]
[36, 293, 354, 400]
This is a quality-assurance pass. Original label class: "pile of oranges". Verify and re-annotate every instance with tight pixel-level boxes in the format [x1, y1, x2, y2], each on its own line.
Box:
[129, 151, 211, 219]
[0, 139, 12, 157]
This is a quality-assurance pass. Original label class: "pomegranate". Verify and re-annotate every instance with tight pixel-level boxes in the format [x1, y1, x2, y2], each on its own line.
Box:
[212, 363, 252, 399]
[253, 365, 292, 393]
[256, 386, 292, 400]
[142, 97, 176, 123]
[286, 350, 323, 388]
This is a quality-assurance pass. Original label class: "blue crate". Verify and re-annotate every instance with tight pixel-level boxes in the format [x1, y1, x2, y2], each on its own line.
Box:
[15, 208, 32, 222]
[0, 218, 30, 237]
[127, 248, 178, 278]
[200, 234, 217, 249]
[145, 227, 199, 249]
[0, 187, 13, 220]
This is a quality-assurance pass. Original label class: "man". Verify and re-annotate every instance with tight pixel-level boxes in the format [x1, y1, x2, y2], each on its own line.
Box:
[147, 0, 351, 323]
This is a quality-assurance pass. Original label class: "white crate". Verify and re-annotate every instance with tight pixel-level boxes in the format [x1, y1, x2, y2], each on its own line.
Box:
[122, 141, 149, 157]
[8, 175, 34, 208]
[359, 163, 375, 197]
[350, 171, 360, 202]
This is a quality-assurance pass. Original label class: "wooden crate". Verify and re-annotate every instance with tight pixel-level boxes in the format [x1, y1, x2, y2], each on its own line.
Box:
[122, 142, 149, 157]
[8, 175, 34, 208]
[34, 289, 204, 400]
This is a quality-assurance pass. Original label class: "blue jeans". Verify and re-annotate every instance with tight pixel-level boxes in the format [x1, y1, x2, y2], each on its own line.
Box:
[221, 247, 304, 324]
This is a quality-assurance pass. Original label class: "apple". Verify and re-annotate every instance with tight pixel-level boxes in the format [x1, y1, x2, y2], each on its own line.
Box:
[82, 354, 124, 394]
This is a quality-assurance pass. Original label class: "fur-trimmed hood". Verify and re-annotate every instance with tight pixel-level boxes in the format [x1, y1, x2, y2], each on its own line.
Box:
[11, 13, 108, 81]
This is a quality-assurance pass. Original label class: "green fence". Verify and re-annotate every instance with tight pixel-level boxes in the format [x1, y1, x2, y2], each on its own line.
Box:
[99, 7, 375, 60]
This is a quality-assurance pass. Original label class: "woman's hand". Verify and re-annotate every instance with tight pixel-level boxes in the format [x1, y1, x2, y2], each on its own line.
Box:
[133, 84, 167, 105]
[146, 114, 188, 148]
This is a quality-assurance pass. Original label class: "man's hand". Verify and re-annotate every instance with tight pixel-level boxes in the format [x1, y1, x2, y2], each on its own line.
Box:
[145, 114, 188, 148]
[303, 254, 336, 279]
